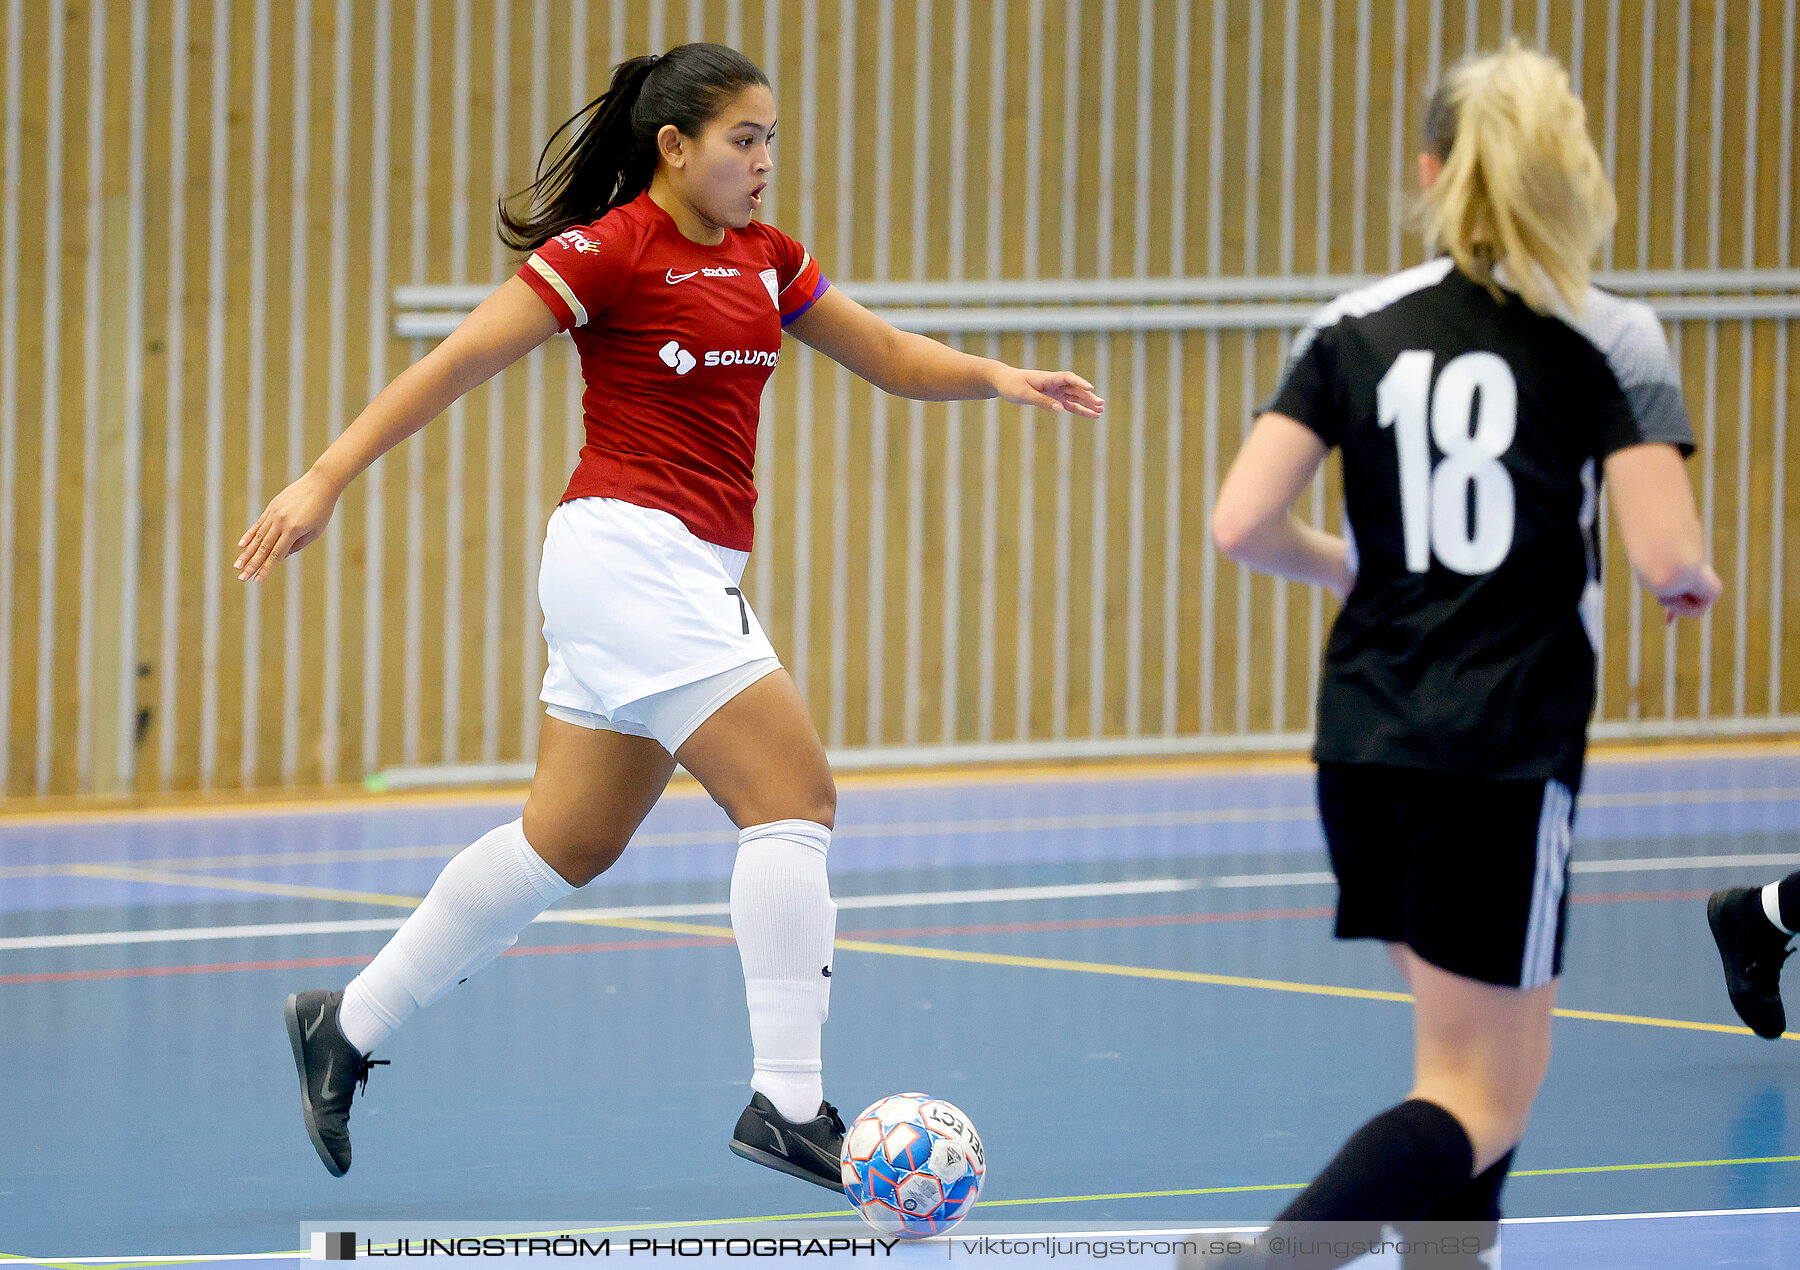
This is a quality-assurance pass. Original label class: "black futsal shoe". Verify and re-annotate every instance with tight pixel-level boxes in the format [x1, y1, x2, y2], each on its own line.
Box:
[1707, 887, 1794, 1040]
[284, 989, 389, 1176]
[728, 1092, 848, 1192]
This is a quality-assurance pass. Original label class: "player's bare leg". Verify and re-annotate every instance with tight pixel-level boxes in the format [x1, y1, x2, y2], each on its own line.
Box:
[1404, 950, 1556, 1174]
[525, 716, 680, 884]
[676, 668, 836, 830]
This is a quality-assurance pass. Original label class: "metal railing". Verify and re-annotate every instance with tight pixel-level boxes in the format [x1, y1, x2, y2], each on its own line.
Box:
[371, 274, 1800, 789]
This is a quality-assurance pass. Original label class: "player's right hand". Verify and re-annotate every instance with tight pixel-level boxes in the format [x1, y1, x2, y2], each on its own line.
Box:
[236, 469, 342, 582]
[1659, 562, 1723, 622]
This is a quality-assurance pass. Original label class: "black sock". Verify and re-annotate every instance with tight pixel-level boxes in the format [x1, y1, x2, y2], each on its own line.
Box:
[1392, 1149, 1513, 1268]
[1423, 1147, 1514, 1220]
[1778, 871, 1800, 935]
[1274, 1099, 1476, 1225]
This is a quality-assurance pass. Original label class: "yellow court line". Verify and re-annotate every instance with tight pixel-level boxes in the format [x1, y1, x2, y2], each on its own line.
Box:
[0, 864, 67, 880]
[35, 871, 1797, 1040]
[1516, 1154, 1800, 1177]
[559, 917, 739, 939]
[555, 913, 1797, 1036]
[64, 864, 425, 910]
[1548, 1006, 1800, 1037]
[830, 937, 1415, 1002]
[833, 938, 1800, 1037]
[908, 1151, 1800, 1209]
[0, 785, 531, 828]
[1588, 738, 1800, 764]
[0, 1261, 215, 1270]
[43, 843, 467, 874]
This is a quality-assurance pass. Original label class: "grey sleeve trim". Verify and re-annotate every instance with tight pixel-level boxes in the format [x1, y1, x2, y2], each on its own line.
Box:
[1622, 380, 1696, 452]
[1259, 324, 1326, 415]
[1578, 292, 1682, 392]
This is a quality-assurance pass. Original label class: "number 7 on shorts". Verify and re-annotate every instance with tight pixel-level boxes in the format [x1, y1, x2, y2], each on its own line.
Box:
[724, 587, 750, 635]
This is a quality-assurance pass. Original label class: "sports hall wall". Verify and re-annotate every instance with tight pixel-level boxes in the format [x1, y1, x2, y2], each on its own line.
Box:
[3, 0, 1798, 799]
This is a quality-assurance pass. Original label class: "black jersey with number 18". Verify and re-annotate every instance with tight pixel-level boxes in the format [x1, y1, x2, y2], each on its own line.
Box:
[1264, 258, 1695, 785]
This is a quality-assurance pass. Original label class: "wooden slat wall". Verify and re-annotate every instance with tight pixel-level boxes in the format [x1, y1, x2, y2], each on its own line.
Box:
[3, 0, 1798, 796]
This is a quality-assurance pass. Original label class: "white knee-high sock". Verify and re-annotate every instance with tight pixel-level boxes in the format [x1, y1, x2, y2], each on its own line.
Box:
[336, 818, 574, 1055]
[731, 819, 837, 1123]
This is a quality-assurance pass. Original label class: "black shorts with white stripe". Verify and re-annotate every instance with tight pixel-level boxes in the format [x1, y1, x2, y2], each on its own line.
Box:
[1317, 761, 1579, 989]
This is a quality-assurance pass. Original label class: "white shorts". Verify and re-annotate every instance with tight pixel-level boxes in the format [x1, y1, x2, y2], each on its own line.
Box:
[538, 497, 782, 753]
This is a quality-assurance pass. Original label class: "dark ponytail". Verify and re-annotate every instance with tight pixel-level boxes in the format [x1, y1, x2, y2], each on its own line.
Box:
[498, 43, 770, 252]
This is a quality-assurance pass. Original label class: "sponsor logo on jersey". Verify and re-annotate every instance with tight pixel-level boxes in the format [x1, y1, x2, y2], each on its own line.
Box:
[658, 341, 778, 374]
[703, 348, 780, 368]
[666, 266, 743, 284]
[658, 340, 698, 375]
[554, 228, 602, 254]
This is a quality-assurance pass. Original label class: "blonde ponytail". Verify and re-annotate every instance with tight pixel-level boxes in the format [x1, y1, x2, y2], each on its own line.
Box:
[1418, 41, 1616, 315]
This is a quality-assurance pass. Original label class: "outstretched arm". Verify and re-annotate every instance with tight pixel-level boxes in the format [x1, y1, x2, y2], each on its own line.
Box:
[235, 276, 562, 581]
[785, 286, 1104, 417]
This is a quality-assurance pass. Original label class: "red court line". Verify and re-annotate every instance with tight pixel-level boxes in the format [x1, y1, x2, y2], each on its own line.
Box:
[840, 907, 1335, 939]
[0, 891, 1711, 986]
[0, 955, 376, 984]
[0, 936, 731, 985]
[502, 936, 731, 957]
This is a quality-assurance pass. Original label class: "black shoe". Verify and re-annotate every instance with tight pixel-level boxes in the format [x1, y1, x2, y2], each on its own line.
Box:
[284, 989, 389, 1176]
[728, 1092, 847, 1192]
[1708, 887, 1793, 1040]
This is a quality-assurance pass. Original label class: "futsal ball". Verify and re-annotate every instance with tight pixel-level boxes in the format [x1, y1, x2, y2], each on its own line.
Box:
[840, 1093, 986, 1238]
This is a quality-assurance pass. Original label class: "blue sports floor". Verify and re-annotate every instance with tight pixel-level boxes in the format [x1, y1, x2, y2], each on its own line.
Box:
[3, 748, 1799, 1267]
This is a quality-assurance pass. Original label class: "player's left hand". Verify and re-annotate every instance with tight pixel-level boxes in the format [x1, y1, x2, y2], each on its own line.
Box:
[994, 367, 1105, 417]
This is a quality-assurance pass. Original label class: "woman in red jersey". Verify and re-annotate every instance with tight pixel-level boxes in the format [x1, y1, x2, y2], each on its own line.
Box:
[240, 43, 1101, 1188]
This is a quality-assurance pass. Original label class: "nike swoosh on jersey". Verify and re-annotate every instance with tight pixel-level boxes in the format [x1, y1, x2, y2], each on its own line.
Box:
[665, 268, 700, 284]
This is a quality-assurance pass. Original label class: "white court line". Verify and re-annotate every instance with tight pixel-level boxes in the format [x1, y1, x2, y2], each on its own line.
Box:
[1215, 852, 1800, 888]
[1213, 871, 1336, 888]
[1501, 1205, 1800, 1225]
[0, 917, 411, 950]
[549, 879, 1203, 925]
[1573, 851, 1800, 874]
[13, 845, 1800, 954]
[0, 880, 1202, 951]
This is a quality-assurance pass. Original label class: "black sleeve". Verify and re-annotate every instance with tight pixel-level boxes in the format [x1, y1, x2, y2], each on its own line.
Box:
[1261, 321, 1342, 447]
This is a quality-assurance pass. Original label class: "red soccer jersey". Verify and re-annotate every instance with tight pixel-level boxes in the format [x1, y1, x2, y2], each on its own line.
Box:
[516, 191, 830, 550]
